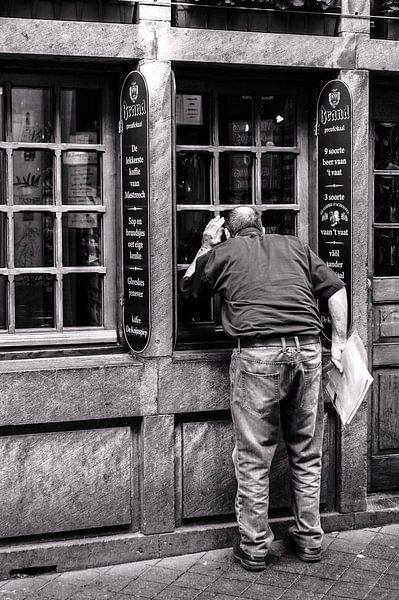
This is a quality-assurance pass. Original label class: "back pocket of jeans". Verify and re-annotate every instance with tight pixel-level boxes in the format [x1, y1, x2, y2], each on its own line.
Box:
[241, 369, 279, 417]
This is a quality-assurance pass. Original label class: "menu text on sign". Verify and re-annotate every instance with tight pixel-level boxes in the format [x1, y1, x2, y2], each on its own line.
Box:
[317, 80, 352, 342]
[120, 71, 151, 353]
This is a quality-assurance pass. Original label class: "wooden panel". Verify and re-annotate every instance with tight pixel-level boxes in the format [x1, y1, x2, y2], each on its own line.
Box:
[142, 416, 175, 534]
[372, 278, 399, 303]
[181, 413, 331, 519]
[377, 372, 399, 451]
[0, 428, 132, 538]
[372, 456, 399, 492]
[378, 307, 399, 338]
[373, 343, 399, 367]
[182, 420, 236, 519]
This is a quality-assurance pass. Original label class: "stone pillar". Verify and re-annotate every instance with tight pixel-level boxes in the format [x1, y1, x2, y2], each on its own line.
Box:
[135, 59, 173, 358]
[137, 0, 171, 22]
[339, 0, 370, 36]
[336, 69, 369, 513]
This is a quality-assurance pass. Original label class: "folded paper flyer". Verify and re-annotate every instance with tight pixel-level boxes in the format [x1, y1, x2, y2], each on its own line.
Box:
[324, 329, 373, 425]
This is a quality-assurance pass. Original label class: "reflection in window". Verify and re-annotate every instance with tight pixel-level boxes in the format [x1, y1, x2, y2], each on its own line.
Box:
[262, 210, 296, 236]
[14, 213, 54, 267]
[0, 213, 6, 267]
[260, 96, 295, 147]
[177, 210, 212, 264]
[61, 89, 101, 144]
[13, 150, 53, 205]
[12, 88, 53, 142]
[0, 87, 3, 140]
[220, 153, 253, 204]
[0, 151, 5, 204]
[62, 213, 101, 267]
[375, 176, 399, 223]
[0, 276, 5, 329]
[219, 95, 253, 146]
[374, 228, 399, 276]
[261, 154, 295, 203]
[177, 152, 210, 205]
[63, 273, 102, 327]
[176, 93, 210, 145]
[177, 269, 212, 323]
[62, 151, 101, 205]
[15, 274, 54, 328]
[375, 122, 399, 170]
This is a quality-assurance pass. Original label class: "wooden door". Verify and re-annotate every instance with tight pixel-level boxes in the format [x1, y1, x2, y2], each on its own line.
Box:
[370, 86, 399, 492]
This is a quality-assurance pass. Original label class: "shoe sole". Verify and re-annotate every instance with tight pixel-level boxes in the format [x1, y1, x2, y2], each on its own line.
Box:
[233, 552, 266, 572]
[285, 536, 322, 563]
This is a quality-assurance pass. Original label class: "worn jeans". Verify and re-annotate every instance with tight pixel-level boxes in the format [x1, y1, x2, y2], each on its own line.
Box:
[230, 337, 324, 557]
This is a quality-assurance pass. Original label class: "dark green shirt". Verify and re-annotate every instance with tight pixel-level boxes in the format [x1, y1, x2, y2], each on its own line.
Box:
[180, 228, 345, 339]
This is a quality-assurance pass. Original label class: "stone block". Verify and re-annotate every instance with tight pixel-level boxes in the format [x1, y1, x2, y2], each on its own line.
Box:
[0, 359, 157, 425]
[141, 415, 175, 534]
[0, 428, 132, 538]
[158, 358, 230, 413]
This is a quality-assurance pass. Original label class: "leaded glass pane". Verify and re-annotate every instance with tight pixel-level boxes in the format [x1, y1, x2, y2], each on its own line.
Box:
[260, 95, 296, 147]
[219, 153, 253, 204]
[14, 213, 54, 267]
[62, 151, 101, 205]
[62, 213, 101, 266]
[176, 93, 210, 145]
[61, 88, 101, 144]
[11, 88, 53, 142]
[261, 154, 295, 203]
[177, 152, 211, 205]
[63, 273, 102, 327]
[13, 150, 54, 205]
[15, 274, 54, 328]
[219, 94, 254, 146]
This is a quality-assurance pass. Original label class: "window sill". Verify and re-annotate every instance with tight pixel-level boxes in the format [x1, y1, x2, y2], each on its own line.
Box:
[0, 352, 141, 373]
[173, 349, 233, 362]
[0, 329, 118, 348]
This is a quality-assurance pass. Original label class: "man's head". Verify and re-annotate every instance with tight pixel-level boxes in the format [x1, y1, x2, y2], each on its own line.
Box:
[224, 206, 263, 237]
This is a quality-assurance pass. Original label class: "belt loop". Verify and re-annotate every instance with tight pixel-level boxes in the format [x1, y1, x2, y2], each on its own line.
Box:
[238, 339, 241, 353]
[281, 337, 287, 354]
[294, 335, 301, 352]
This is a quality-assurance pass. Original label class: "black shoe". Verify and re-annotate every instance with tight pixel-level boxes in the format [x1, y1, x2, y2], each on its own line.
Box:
[233, 543, 266, 571]
[285, 531, 322, 562]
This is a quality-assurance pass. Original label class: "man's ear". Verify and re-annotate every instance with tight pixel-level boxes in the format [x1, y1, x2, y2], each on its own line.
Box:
[262, 226, 265, 234]
[224, 228, 231, 239]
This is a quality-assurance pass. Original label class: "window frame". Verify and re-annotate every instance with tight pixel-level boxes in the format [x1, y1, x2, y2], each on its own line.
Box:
[0, 72, 117, 347]
[173, 72, 310, 349]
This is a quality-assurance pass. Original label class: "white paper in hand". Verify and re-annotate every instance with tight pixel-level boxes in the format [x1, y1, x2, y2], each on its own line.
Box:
[324, 330, 373, 425]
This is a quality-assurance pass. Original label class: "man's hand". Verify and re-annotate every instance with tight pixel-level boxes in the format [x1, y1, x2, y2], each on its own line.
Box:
[201, 216, 225, 250]
[183, 216, 225, 279]
[331, 340, 346, 373]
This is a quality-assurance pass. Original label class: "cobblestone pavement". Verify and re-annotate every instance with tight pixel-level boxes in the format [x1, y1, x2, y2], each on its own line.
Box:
[1, 526, 399, 599]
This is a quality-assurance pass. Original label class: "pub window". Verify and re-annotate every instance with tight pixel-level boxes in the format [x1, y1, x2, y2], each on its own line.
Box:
[175, 76, 308, 348]
[0, 75, 117, 346]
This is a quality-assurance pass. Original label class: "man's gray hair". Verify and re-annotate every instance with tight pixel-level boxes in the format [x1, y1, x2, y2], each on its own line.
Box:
[225, 206, 263, 237]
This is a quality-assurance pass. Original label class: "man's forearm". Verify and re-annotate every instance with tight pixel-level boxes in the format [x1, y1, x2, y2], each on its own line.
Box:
[183, 246, 211, 279]
[328, 287, 347, 342]
[328, 287, 348, 372]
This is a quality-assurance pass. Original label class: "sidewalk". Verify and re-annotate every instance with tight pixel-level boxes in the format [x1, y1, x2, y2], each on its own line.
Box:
[0, 525, 398, 600]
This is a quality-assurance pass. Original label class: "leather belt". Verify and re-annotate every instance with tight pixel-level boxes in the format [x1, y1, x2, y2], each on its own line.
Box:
[239, 335, 320, 348]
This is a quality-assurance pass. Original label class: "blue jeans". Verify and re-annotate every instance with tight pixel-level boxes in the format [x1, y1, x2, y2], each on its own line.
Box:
[230, 337, 324, 558]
